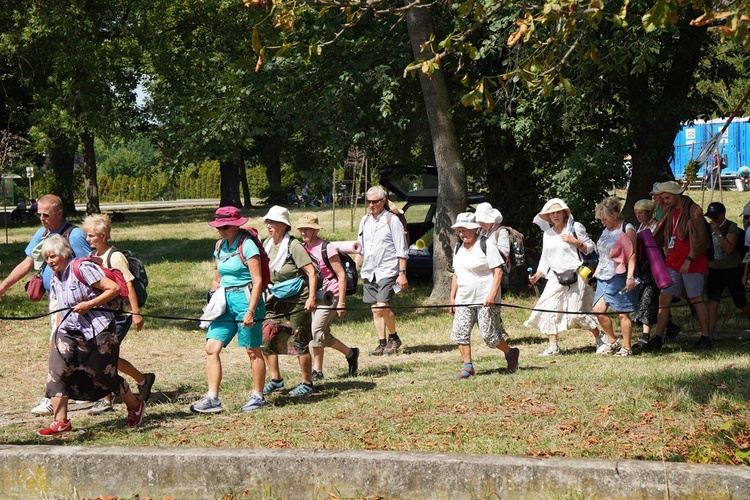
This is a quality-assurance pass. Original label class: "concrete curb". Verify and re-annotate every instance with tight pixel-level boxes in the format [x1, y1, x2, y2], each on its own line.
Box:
[1, 445, 748, 499]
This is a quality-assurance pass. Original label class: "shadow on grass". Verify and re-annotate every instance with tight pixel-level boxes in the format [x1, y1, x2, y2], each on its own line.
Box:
[403, 343, 454, 354]
[264, 381, 378, 408]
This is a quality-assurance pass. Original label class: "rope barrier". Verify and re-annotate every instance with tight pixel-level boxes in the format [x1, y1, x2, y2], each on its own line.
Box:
[1, 288, 747, 325]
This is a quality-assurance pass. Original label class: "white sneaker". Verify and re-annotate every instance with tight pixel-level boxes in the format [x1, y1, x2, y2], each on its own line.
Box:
[31, 397, 53, 416]
[596, 339, 621, 355]
[537, 346, 561, 357]
[595, 333, 605, 349]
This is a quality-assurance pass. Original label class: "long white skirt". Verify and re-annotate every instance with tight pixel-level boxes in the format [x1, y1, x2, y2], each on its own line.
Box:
[524, 274, 598, 335]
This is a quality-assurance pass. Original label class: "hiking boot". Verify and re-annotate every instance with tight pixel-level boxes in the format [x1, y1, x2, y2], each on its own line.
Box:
[311, 370, 324, 383]
[289, 382, 314, 397]
[190, 395, 224, 414]
[262, 379, 285, 395]
[505, 347, 520, 374]
[665, 322, 680, 341]
[694, 336, 714, 351]
[537, 346, 561, 357]
[369, 343, 386, 356]
[635, 334, 650, 348]
[31, 397, 53, 416]
[644, 335, 663, 350]
[383, 337, 402, 355]
[38, 420, 72, 437]
[347, 347, 360, 376]
[240, 394, 268, 412]
[595, 333, 605, 350]
[139, 373, 156, 403]
[88, 398, 113, 415]
[125, 398, 145, 427]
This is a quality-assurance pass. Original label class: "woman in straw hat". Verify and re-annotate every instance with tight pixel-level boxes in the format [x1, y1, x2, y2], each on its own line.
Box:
[449, 213, 519, 376]
[296, 213, 360, 380]
[524, 198, 601, 356]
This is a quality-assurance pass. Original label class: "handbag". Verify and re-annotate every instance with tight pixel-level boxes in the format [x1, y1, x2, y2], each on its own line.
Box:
[25, 274, 46, 301]
[554, 269, 579, 286]
[269, 277, 305, 299]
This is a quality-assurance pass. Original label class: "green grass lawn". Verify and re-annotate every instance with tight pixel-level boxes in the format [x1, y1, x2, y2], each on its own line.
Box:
[0, 196, 749, 467]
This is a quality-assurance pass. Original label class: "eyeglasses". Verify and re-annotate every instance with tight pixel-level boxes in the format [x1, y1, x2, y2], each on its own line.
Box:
[36, 212, 52, 219]
[366, 199, 383, 205]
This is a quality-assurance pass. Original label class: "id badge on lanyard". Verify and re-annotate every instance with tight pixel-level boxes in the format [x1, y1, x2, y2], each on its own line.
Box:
[668, 211, 680, 251]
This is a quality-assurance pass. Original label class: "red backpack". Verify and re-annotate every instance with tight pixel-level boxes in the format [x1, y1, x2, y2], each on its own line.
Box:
[214, 227, 271, 290]
[71, 257, 130, 300]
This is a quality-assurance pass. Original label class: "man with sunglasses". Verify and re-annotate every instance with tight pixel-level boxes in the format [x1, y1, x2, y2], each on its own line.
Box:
[0, 194, 91, 414]
[357, 185, 409, 356]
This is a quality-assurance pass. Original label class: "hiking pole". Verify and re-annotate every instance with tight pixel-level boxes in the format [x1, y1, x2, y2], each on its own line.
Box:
[528, 267, 540, 297]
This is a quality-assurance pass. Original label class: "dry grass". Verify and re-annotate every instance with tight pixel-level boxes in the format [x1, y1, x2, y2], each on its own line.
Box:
[1, 199, 749, 468]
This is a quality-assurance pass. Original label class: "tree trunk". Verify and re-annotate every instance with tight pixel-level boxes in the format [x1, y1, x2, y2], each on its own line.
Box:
[239, 149, 253, 208]
[406, 1, 467, 301]
[219, 158, 242, 208]
[80, 130, 101, 214]
[624, 15, 708, 218]
[49, 142, 78, 216]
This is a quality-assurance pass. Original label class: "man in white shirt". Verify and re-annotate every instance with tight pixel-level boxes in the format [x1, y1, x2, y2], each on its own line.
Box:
[357, 186, 409, 355]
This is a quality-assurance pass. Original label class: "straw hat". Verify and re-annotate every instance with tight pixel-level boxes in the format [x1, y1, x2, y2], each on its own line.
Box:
[208, 206, 248, 227]
[537, 198, 571, 223]
[296, 213, 322, 230]
[652, 181, 684, 195]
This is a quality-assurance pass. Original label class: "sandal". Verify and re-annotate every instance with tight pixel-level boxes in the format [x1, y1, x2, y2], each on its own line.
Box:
[454, 368, 475, 379]
[596, 339, 620, 355]
[614, 347, 632, 357]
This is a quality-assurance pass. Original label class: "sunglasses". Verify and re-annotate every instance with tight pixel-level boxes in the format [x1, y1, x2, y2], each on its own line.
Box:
[217, 225, 231, 230]
[366, 199, 383, 205]
[36, 212, 52, 219]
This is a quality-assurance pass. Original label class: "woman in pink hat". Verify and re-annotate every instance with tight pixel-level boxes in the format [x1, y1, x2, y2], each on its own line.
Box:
[191, 206, 267, 414]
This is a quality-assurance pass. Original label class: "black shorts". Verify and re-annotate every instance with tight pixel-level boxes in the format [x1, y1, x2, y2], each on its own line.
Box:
[706, 267, 748, 308]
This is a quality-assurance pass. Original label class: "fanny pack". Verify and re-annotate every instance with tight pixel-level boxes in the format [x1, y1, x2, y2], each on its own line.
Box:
[270, 277, 305, 299]
[554, 269, 578, 286]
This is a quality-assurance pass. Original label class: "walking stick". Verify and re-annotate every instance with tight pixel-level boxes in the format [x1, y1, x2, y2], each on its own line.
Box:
[528, 267, 540, 297]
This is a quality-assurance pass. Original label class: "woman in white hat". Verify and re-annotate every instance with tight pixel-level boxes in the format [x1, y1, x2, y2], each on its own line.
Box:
[524, 198, 601, 356]
[449, 212, 519, 377]
[260, 205, 318, 397]
[474, 202, 511, 265]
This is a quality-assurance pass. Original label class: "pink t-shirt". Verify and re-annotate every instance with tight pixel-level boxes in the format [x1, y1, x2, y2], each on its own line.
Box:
[304, 239, 340, 295]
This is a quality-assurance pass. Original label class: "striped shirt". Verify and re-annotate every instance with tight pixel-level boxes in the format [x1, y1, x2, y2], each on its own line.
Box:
[50, 260, 114, 340]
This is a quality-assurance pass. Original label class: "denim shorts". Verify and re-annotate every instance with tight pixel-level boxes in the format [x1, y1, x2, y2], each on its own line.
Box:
[594, 273, 638, 312]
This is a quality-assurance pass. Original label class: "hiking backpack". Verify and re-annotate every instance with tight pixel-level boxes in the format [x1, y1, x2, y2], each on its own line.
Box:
[216, 227, 272, 290]
[71, 258, 130, 301]
[105, 247, 149, 308]
[320, 242, 359, 296]
[497, 226, 525, 269]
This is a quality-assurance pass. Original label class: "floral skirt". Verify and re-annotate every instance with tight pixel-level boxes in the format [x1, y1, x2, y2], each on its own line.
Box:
[46, 320, 129, 402]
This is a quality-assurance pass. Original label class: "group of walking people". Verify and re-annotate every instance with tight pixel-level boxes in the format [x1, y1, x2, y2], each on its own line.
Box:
[526, 180, 750, 358]
[2, 180, 747, 435]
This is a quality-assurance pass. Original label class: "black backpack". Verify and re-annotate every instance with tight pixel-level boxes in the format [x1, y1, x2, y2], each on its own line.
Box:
[106, 247, 149, 308]
[320, 242, 358, 296]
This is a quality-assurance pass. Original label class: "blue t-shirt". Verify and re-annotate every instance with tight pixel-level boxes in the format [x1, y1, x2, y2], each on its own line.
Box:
[25, 222, 91, 290]
[214, 235, 260, 288]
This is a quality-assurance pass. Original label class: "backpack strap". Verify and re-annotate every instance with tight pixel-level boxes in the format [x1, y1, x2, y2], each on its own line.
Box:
[320, 240, 333, 271]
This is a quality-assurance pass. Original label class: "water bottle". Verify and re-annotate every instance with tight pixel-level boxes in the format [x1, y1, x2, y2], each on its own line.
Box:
[618, 277, 641, 294]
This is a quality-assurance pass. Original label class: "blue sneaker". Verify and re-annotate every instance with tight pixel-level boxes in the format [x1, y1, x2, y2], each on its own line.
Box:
[289, 382, 314, 397]
[190, 395, 224, 414]
[240, 394, 268, 412]
[262, 379, 284, 395]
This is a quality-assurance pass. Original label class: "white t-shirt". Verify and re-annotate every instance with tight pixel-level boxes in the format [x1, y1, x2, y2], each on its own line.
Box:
[453, 239, 503, 305]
